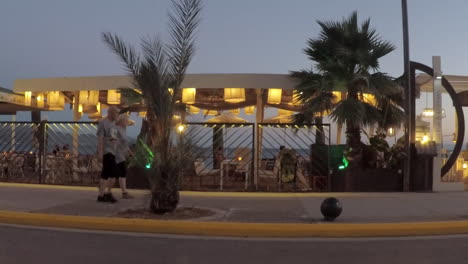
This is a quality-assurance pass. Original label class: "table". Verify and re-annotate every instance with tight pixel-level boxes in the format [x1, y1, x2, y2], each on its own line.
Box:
[220, 160, 249, 190]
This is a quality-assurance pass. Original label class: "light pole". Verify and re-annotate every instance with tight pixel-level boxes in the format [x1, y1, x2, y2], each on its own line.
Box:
[402, 0, 413, 191]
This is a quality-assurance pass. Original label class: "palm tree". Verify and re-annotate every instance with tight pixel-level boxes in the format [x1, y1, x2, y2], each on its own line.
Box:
[292, 12, 404, 172]
[102, 0, 202, 213]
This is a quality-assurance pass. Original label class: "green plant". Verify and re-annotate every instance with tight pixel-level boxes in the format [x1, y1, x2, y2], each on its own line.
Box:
[103, 0, 202, 214]
[291, 12, 404, 167]
[368, 132, 406, 171]
[280, 149, 297, 183]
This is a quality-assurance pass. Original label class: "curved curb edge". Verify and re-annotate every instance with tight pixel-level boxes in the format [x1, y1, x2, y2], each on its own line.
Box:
[2, 210, 468, 237]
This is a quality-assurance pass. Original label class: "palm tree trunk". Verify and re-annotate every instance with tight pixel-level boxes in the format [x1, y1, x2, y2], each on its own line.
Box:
[315, 117, 325, 145]
[344, 86, 363, 191]
[150, 165, 180, 213]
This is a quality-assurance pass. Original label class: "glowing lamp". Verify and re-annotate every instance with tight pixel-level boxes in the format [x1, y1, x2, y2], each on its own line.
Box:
[177, 124, 185, 133]
[362, 93, 377, 106]
[244, 106, 255, 115]
[267, 88, 282, 104]
[229, 108, 240, 115]
[107, 90, 121, 104]
[421, 108, 446, 118]
[182, 88, 196, 104]
[332, 91, 343, 104]
[36, 93, 44, 108]
[292, 90, 302, 105]
[224, 88, 246, 103]
[421, 134, 429, 144]
[24, 91, 32, 106]
[47, 91, 65, 110]
[88, 102, 101, 119]
[79, 90, 99, 105]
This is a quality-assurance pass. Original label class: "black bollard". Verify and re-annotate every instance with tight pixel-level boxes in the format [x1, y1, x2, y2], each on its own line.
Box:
[320, 197, 342, 221]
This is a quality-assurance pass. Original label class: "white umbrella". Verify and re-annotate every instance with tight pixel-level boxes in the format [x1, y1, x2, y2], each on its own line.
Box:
[206, 112, 247, 123]
[263, 115, 293, 124]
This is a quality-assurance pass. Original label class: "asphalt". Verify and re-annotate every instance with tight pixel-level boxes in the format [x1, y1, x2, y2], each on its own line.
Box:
[2, 224, 468, 264]
[2, 183, 468, 223]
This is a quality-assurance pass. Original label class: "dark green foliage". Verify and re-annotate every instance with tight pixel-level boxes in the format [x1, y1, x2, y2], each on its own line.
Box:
[102, 0, 202, 213]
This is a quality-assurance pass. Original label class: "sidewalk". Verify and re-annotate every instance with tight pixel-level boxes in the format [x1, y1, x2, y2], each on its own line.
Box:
[2, 182, 468, 223]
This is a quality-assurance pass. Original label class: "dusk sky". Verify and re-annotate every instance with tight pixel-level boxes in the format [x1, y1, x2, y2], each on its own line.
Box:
[1, 0, 467, 142]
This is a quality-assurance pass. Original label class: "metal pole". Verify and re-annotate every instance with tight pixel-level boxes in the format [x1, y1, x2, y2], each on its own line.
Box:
[402, 0, 412, 191]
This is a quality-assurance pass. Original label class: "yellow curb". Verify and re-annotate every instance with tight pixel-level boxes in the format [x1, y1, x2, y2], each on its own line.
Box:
[1, 210, 468, 237]
[0, 182, 98, 191]
[0, 182, 388, 198]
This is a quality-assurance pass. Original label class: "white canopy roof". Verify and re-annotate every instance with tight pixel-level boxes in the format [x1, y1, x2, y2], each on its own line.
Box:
[13, 73, 296, 93]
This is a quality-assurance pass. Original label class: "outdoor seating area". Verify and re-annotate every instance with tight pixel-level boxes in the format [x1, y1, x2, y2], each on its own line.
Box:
[2, 70, 467, 192]
[0, 151, 102, 185]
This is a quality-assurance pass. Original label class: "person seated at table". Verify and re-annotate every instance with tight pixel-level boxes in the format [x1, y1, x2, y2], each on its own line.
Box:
[61, 144, 71, 157]
[273, 146, 286, 178]
[53, 144, 60, 156]
[214, 147, 224, 169]
[63, 144, 70, 152]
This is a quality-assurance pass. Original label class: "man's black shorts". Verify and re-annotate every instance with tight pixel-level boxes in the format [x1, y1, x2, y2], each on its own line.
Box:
[101, 153, 118, 179]
[117, 161, 127, 178]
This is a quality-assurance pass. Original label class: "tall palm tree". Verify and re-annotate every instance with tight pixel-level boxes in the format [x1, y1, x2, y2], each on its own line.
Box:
[102, 0, 202, 213]
[292, 11, 404, 169]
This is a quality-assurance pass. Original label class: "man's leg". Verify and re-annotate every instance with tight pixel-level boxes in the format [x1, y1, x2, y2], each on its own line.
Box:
[118, 177, 127, 193]
[97, 155, 109, 202]
[97, 178, 107, 202]
[119, 177, 133, 198]
[107, 177, 116, 192]
[99, 178, 107, 196]
[117, 162, 133, 198]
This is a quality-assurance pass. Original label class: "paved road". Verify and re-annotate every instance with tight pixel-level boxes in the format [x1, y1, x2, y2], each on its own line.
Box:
[3, 184, 468, 223]
[1, 225, 467, 264]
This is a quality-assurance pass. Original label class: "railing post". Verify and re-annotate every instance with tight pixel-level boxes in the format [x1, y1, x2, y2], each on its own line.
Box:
[38, 121, 46, 184]
[251, 124, 256, 190]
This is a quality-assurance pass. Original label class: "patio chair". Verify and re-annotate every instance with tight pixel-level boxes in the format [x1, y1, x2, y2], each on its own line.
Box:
[234, 161, 250, 190]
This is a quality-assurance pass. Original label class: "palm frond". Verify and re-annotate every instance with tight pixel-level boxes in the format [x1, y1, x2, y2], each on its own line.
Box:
[102, 32, 140, 76]
[330, 98, 365, 126]
[167, 0, 202, 93]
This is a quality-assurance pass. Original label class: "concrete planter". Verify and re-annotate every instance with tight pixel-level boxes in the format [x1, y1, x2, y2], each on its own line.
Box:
[332, 167, 403, 192]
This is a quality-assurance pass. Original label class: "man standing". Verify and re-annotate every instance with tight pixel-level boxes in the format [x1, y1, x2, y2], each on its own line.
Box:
[96, 106, 119, 203]
[116, 114, 133, 199]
